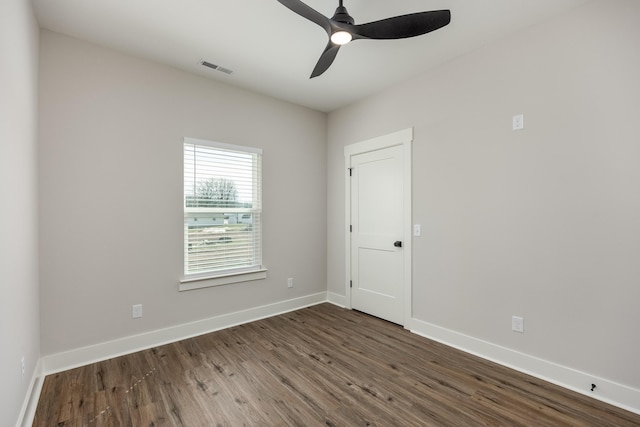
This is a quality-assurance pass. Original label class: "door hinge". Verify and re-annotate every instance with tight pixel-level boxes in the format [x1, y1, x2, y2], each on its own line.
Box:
[348, 167, 353, 176]
[350, 280, 353, 288]
[350, 224, 352, 232]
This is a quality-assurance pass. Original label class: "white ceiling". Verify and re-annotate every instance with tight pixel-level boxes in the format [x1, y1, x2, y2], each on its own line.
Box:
[32, 0, 591, 112]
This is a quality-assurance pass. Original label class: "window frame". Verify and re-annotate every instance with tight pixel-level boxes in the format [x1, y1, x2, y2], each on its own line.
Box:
[179, 137, 266, 291]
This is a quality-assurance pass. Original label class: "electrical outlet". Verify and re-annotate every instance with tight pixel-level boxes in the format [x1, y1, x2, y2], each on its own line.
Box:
[21, 356, 25, 380]
[132, 304, 143, 318]
[512, 316, 524, 333]
[512, 114, 524, 130]
[287, 278, 293, 288]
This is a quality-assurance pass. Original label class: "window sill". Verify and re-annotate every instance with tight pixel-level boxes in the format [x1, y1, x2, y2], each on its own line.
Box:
[179, 269, 268, 291]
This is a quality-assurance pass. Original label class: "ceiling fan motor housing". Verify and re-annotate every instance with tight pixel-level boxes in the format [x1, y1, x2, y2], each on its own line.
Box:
[332, 5, 354, 24]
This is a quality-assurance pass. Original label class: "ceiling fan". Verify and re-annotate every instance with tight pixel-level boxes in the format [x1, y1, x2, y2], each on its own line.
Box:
[276, 0, 451, 78]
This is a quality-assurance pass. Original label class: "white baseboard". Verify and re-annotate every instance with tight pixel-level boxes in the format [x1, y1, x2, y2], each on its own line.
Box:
[327, 291, 347, 307]
[41, 292, 327, 375]
[408, 317, 640, 416]
[16, 358, 43, 427]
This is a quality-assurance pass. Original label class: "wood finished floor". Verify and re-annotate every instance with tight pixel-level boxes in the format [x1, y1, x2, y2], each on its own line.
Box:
[34, 303, 640, 426]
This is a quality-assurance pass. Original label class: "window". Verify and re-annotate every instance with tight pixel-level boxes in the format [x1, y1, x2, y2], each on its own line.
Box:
[181, 137, 264, 289]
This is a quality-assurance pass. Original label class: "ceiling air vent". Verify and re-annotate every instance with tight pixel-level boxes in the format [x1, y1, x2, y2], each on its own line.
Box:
[200, 60, 233, 75]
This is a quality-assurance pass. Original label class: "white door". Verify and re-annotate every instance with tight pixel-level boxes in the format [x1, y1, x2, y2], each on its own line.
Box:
[346, 130, 411, 325]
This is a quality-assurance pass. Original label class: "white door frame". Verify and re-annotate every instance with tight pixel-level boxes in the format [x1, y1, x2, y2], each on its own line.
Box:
[344, 128, 413, 327]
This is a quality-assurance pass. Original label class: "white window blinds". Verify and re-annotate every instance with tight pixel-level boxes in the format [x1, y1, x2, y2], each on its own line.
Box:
[183, 138, 262, 277]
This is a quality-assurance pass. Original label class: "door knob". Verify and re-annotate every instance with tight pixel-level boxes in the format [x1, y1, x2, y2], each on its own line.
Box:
[394, 241, 402, 248]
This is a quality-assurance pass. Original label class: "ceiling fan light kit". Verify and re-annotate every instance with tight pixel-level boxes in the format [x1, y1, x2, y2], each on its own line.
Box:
[277, 0, 451, 78]
[331, 31, 352, 45]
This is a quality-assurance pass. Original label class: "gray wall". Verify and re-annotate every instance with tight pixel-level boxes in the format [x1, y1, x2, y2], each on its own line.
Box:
[327, 0, 640, 390]
[0, 0, 40, 425]
[9, 0, 640, 421]
[38, 31, 327, 355]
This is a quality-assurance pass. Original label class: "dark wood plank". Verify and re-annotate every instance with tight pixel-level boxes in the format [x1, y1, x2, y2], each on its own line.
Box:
[33, 304, 640, 426]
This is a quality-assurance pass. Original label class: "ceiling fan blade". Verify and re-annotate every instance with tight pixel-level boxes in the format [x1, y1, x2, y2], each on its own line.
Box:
[277, 0, 332, 34]
[352, 10, 451, 40]
[310, 42, 341, 78]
